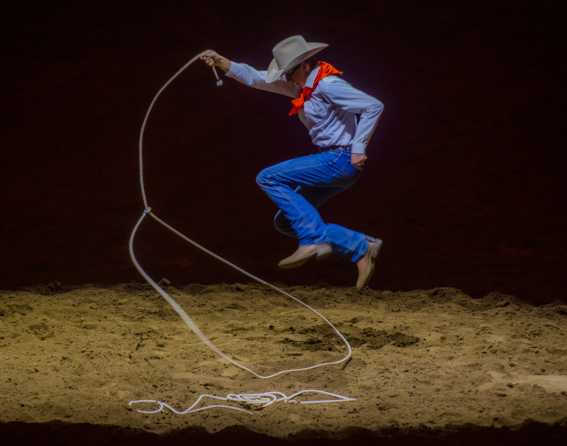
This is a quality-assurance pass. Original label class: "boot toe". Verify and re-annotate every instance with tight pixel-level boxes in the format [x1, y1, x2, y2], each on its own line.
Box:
[278, 245, 318, 269]
[355, 240, 383, 289]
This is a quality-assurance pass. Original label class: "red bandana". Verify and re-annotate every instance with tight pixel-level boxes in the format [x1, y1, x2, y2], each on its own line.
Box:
[288, 61, 343, 116]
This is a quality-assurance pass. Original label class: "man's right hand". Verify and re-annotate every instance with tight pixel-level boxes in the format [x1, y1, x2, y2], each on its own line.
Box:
[351, 153, 367, 171]
[200, 50, 231, 73]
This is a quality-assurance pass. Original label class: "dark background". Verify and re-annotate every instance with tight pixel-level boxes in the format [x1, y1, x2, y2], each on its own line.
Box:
[4, 2, 566, 303]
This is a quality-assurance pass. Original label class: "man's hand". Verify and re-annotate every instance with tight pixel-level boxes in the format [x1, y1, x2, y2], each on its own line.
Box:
[351, 153, 367, 171]
[200, 50, 231, 73]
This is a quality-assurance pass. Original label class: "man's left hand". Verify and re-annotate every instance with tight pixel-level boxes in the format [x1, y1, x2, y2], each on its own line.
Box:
[351, 153, 367, 170]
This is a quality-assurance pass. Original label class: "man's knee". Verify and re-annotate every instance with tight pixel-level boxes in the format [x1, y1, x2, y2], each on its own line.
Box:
[256, 167, 272, 188]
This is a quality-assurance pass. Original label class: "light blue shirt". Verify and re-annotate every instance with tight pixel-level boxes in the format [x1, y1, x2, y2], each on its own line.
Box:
[226, 62, 384, 155]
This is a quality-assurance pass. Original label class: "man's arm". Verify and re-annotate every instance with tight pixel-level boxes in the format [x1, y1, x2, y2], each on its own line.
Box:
[319, 77, 384, 165]
[201, 50, 297, 98]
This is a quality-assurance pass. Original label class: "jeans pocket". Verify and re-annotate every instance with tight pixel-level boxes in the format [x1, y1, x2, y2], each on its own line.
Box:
[326, 149, 359, 178]
[326, 149, 344, 166]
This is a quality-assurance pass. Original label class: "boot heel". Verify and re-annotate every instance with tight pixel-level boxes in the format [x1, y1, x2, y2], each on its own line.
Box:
[316, 251, 332, 261]
[315, 244, 332, 261]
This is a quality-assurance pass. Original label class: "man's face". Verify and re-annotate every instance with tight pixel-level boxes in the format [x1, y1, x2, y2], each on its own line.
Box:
[285, 63, 308, 87]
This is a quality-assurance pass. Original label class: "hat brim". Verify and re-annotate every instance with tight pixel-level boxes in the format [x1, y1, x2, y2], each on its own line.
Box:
[265, 42, 329, 83]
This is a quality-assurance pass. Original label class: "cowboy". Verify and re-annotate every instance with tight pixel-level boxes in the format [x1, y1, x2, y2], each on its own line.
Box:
[201, 35, 384, 289]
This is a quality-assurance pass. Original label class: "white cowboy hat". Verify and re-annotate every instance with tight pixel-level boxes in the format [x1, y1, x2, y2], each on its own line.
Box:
[265, 35, 329, 83]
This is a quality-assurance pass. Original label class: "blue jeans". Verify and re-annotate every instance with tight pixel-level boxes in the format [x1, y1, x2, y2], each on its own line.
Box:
[256, 147, 369, 263]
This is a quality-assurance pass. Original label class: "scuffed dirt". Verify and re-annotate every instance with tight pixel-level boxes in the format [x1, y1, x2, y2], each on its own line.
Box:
[1, 283, 566, 443]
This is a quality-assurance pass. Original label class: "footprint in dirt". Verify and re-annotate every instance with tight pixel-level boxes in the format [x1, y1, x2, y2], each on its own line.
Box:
[480, 371, 567, 394]
[280, 325, 420, 351]
[27, 322, 55, 340]
[352, 328, 420, 350]
[0, 303, 34, 318]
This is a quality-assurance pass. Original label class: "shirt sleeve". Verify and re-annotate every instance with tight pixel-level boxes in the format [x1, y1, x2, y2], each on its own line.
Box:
[318, 77, 384, 155]
[226, 61, 298, 98]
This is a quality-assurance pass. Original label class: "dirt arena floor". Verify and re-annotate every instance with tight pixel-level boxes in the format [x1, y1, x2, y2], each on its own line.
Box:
[1, 282, 566, 445]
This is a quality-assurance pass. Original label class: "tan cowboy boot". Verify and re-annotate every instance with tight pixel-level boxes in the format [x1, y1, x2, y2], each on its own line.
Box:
[278, 243, 332, 269]
[356, 239, 383, 289]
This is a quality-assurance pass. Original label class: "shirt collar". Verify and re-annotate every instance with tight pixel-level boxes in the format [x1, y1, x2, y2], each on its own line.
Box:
[304, 65, 320, 89]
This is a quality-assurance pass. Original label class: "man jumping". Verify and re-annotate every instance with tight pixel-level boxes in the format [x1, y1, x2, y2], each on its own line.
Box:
[201, 35, 384, 289]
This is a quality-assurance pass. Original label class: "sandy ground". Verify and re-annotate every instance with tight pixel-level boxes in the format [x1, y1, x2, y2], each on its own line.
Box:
[1, 282, 567, 444]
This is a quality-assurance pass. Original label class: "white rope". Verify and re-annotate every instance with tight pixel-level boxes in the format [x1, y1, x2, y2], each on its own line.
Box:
[129, 390, 356, 415]
[128, 50, 355, 412]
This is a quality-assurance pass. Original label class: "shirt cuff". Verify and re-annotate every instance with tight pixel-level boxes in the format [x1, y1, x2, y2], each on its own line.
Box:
[351, 142, 366, 155]
[226, 61, 242, 79]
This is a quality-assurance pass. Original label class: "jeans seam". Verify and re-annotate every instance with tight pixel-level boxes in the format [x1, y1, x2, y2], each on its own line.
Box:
[263, 152, 340, 184]
[326, 148, 347, 165]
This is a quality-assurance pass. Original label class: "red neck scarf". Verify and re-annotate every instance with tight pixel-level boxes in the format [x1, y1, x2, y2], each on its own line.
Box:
[288, 61, 343, 116]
